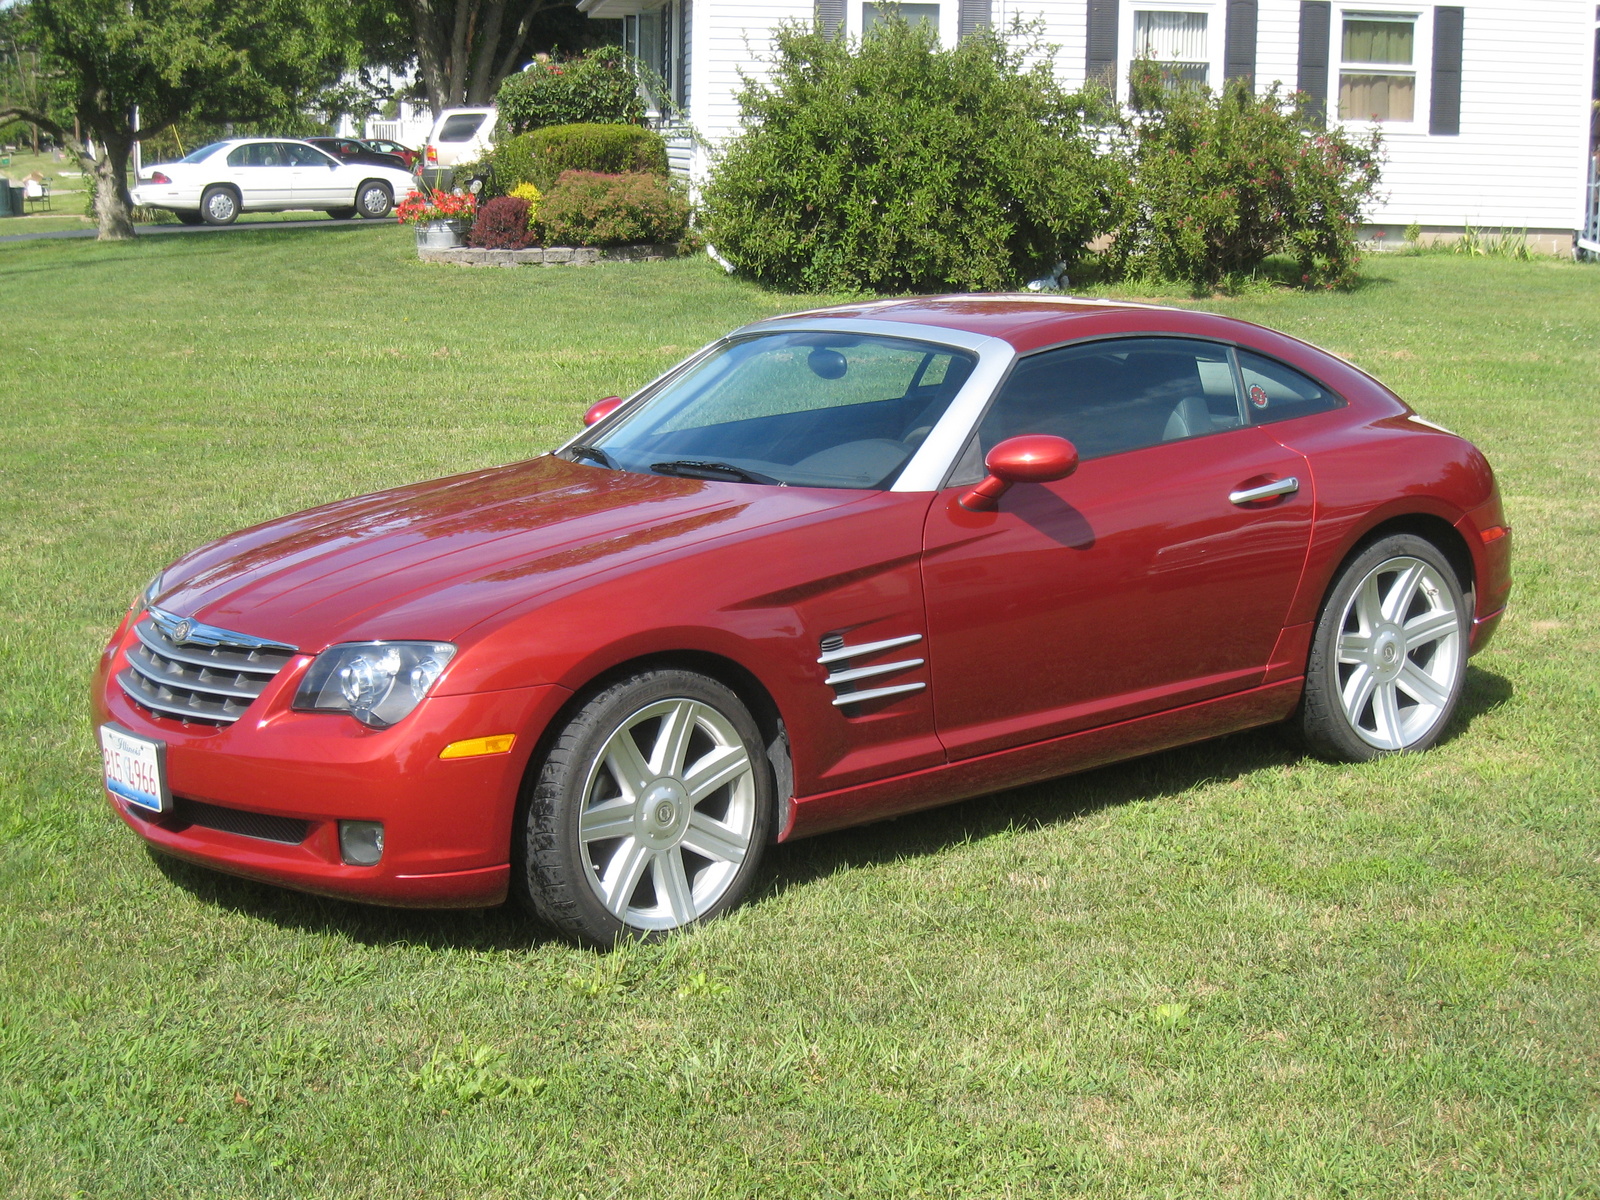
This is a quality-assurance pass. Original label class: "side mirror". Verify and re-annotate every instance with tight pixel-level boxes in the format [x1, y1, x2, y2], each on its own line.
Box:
[582, 396, 624, 426]
[959, 434, 1079, 512]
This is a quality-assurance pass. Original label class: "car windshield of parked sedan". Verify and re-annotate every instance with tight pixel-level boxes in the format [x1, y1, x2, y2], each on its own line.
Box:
[575, 332, 977, 489]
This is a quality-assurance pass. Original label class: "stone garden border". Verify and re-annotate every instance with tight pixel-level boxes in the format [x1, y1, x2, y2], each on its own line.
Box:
[417, 243, 682, 267]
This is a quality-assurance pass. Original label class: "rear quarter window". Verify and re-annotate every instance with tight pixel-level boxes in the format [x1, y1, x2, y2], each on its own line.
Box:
[1238, 350, 1343, 424]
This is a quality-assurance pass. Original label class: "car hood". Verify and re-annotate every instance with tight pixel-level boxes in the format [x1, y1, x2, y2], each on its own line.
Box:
[156, 455, 869, 651]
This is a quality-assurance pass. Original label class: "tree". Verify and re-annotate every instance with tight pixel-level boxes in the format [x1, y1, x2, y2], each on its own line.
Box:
[392, 0, 591, 112]
[0, 0, 358, 239]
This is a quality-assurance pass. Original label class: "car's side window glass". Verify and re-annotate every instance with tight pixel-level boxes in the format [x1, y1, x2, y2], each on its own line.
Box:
[286, 143, 332, 167]
[1236, 351, 1343, 424]
[974, 338, 1243, 461]
[226, 144, 261, 168]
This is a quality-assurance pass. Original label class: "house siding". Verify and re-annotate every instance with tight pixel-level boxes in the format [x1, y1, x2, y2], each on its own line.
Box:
[669, 0, 1593, 235]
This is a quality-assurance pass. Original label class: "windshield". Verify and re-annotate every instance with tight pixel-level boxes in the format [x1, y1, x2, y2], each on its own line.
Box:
[577, 332, 977, 489]
[179, 142, 226, 164]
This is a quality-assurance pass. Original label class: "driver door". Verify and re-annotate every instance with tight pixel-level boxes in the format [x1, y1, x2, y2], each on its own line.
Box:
[922, 337, 1315, 760]
[286, 143, 345, 205]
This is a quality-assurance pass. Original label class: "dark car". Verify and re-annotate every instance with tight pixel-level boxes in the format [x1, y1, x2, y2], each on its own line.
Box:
[305, 137, 409, 173]
[363, 138, 421, 170]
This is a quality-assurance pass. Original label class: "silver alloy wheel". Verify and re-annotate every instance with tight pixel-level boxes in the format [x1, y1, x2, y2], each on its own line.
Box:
[1335, 555, 1463, 750]
[206, 190, 236, 222]
[577, 697, 757, 931]
[358, 183, 390, 217]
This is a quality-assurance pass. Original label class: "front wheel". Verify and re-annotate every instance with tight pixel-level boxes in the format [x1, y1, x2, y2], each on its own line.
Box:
[355, 181, 392, 219]
[514, 670, 773, 946]
[1297, 533, 1469, 761]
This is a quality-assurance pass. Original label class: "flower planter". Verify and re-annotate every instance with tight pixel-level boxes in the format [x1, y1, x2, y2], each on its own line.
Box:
[415, 219, 471, 250]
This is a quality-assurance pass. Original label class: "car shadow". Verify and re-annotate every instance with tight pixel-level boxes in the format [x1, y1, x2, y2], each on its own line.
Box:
[147, 665, 1514, 950]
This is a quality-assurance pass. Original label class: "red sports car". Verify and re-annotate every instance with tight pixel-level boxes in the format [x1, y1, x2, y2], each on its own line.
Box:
[92, 297, 1511, 945]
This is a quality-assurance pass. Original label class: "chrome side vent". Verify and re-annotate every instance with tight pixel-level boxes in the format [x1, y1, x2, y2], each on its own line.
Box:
[117, 606, 298, 726]
[817, 632, 926, 708]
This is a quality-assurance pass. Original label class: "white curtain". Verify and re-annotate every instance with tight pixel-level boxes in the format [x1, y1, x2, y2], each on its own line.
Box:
[1133, 11, 1208, 62]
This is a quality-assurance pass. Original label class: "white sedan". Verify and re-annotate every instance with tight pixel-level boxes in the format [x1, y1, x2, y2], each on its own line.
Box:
[131, 138, 418, 225]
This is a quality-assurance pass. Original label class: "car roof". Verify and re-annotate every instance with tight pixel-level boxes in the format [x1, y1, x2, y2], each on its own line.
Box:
[751, 295, 1240, 351]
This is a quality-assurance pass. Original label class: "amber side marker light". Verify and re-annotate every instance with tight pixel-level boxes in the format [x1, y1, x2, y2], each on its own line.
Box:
[439, 734, 517, 760]
[1480, 525, 1509, 544]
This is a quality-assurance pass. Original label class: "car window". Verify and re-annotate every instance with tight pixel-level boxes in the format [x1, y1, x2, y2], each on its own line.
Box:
[438, 114, 487, 142]
[974, 337, 1243, 462]
[1237, 350, 1343, 424]
[226, 143, 270, 167]
[585, 332, 977, 489]
[181, 142, 226, 164]
[285, 143, 335, 166]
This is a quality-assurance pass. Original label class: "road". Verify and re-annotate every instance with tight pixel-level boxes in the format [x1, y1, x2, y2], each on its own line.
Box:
[0, 217, 383, 244]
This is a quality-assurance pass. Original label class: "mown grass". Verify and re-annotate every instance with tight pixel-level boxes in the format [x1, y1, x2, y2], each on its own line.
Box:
[0, 226, 1596, 1197]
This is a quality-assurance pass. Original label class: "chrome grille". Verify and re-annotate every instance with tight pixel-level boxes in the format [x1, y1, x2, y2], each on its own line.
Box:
[118, 605, 298, 726]
[818, 632, 926, 708]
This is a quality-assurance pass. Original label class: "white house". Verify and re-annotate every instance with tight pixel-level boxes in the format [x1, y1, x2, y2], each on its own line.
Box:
[576, 0, 1600, 254]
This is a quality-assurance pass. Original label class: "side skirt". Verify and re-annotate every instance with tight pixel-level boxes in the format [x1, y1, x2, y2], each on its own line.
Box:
[782, 677, 1304, 840]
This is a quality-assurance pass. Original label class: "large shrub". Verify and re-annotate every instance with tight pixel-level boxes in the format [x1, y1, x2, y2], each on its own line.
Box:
[496, 48, 646, 136]
[491, 123, 668, 193]
[1105, 67, 1382, 288]
[540, 170, 689, 246]
[700, 19, 1123, 292]
[467, 195, 535, 249]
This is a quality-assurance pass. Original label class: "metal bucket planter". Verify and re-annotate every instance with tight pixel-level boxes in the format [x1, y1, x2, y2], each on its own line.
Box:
[415, 218, 471, 250]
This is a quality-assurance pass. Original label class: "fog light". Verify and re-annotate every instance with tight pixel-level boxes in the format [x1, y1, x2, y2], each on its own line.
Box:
[339, 820, 384, 866]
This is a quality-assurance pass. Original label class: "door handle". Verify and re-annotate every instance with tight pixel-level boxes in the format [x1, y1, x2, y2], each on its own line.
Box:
[1229, 476, 1299, 505]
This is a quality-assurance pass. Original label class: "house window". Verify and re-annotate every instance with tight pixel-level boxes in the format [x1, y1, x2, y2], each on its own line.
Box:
[1337, 12, 1417, 122]
[1133, 10, 1211, 89]
[862, 3, 940, 34]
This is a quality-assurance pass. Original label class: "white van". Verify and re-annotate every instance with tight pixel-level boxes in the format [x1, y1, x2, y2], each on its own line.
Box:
[424, 107, 495, 168]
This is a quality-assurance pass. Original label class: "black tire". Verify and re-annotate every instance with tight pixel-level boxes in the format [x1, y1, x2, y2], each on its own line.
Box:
[326, 206, 357, 220]
[513, 669, 774, 946]
[199, 185, 239, 226]
[174, 210, 205, 226]
[1296, 533, 1469, 762]
[355, 181, 392, 219]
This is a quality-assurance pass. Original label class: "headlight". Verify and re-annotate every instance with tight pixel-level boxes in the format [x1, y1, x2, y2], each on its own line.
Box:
[293, 641, 457, 729]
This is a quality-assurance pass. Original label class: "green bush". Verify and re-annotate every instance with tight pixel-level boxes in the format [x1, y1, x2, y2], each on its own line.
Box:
[700, 18, 1123, 293]
[540, 170, 689, 246]
[496, 47, 646, 136]
[491, 123, 667, 193]
[1104, 67, 1382, 289]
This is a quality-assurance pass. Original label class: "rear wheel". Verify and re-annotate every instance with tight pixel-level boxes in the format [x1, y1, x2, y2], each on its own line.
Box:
[1297, 533, 1468, 761]
[199, 186, 239, 225]
[514, 670, 773, 946]
[355, 181, 392, 219]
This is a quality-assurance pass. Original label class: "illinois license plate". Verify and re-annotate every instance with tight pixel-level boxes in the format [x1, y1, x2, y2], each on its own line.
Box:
[100, 724, 170, 814]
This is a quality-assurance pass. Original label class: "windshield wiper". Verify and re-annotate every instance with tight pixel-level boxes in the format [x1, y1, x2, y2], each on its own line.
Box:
[567, 444, 616, 469]
[651, 459, 779, 485]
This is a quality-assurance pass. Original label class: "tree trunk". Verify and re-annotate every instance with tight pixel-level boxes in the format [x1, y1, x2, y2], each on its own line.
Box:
[406, 0, 449, 114]
[466, 1, 506, 106]
[92, 136, 136, 240]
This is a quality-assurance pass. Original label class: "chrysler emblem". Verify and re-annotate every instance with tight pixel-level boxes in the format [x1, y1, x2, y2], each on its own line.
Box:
[171, 619, 194, 644]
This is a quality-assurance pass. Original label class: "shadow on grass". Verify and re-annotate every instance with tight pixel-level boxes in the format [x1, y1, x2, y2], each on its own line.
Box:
[149, 664, 1514, 949]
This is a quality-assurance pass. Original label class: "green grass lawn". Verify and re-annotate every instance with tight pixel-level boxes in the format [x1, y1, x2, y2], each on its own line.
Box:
[0, 226, 1596, 1197]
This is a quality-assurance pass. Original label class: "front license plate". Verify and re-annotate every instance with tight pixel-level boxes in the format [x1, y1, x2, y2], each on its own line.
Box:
[100, 724, 170, 814]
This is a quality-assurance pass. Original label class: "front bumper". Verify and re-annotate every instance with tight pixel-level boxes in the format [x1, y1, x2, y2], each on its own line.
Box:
[92, 619, 572, 908]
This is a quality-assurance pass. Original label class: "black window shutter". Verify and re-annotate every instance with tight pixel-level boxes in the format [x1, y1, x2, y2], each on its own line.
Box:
[1430, 7, 1464, 135]
[959, 0, 992, 41]
[1297, 1, 1331, 126]
[817, 0, 844, 38]
[1224, 0, 1258, 85]
[1086, 0, 1119, 89]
